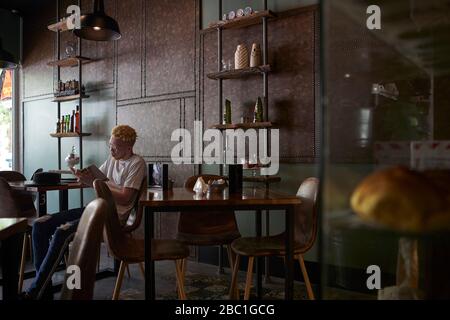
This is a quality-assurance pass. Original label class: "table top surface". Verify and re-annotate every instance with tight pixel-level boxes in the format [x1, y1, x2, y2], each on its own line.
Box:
[0, 218, 28, 241]
[8, 181, 87, 192]
[139, 187, 301, 208]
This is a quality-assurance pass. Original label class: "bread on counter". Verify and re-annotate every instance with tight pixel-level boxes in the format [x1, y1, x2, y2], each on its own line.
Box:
[350, 166, 450, 233]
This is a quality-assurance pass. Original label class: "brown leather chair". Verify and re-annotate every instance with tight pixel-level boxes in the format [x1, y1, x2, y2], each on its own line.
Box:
[0, 176, 37, 293]
[123, 176, 148, 233]
[60, 198, 107, 300]
[0, 170, 26, 182]
[229, 177, 319, 300]
[93, 179, 190, 300]
[177, 175, 241, 275]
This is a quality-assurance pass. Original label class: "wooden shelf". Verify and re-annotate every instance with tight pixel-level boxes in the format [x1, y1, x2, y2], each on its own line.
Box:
[48, 19, 69, 32]
[209, 121, 274, 130]
[50, 132, 91, 138]
[202, 10, 276, 33]
[207, 65, 271, 80]
[52, 94, 89, 103]
[47, 56, 92, 68]
[243, 164, 271, 171]
[243, 176, 281, 183]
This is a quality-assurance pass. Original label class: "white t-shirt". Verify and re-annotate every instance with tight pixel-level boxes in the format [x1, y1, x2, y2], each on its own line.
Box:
[99, 154, 146, 220]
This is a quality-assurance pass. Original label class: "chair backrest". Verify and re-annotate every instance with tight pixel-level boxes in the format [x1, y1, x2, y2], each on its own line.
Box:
[0, 177, 22, 218]
[60, 198, 107, 300]
[294, 177, 319, 250]
[177, 175, 241, 245]
[0, 170, 26, 182]
[93, 179, 129, 260]
[123, 176, 147, 232]
[0, 175, 37, 219]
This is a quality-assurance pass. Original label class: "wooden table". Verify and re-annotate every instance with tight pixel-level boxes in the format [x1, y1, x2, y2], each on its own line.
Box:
[9, 181, 87, 216]
[139, 187, 301, 300]
[0, 218, 28, 300]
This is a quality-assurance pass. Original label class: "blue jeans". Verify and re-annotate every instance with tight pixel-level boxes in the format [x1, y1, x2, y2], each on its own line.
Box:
[27, 208, 84, 299]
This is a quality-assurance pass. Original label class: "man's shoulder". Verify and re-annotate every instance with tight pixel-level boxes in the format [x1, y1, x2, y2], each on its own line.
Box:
[130, 154, 146, 168]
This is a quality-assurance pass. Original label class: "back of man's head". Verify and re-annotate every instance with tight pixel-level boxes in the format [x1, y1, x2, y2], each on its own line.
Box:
[111, 125, 137, 146]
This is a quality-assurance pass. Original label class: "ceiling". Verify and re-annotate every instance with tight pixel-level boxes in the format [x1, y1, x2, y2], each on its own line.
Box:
[0, 0, 53, 16]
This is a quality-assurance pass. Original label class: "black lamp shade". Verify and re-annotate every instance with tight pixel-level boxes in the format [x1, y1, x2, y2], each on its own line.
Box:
[0, 39, 18, 69]
[74, 0, 121, 41]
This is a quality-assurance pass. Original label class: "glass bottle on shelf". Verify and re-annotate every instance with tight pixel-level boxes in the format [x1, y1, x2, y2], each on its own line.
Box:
[253, 97, 263, 123]
[61, 115, 65, 133]
[223, 99, 232, 125]
[75, 105, 80, 133]
[70, 110, 75, 132]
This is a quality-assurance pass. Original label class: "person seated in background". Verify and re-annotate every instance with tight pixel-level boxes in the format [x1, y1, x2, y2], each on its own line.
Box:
[23, 125, 146, 299]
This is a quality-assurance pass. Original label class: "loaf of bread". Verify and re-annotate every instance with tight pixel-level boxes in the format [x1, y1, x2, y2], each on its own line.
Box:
[350, 166, 450, 233]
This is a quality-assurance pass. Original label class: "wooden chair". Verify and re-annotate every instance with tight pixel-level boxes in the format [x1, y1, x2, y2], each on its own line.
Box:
[176, 175, 241, 277]
[229, 177, 319, 300]
[60, 199, 107, 300]
[93, 179, 189, 300]
[0, 176, 37, 293]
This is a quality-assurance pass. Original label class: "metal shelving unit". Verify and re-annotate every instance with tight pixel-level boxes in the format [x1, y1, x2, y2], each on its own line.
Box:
[48, 0, 89, 207]
[207, 0, 279, 288]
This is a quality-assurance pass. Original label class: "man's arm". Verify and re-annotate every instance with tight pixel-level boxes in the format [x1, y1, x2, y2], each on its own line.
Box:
[106, 181, 138, 205]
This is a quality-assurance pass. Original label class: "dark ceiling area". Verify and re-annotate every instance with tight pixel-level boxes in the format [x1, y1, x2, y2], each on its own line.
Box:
[0, 0, 53, 16]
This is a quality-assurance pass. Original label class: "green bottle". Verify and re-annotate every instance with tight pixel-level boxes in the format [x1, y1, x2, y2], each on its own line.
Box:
[223, 99, 232, 125]
[253, 97, 263, 122]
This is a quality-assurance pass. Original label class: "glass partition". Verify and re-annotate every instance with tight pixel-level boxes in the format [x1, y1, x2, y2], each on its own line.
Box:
[321, 0, 450, 299]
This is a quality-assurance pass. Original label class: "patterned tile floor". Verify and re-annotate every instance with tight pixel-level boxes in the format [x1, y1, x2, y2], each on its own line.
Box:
[13, 244, 373, 300]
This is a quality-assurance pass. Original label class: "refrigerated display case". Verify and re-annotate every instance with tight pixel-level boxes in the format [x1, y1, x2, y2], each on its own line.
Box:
[320, 0, 450, 299]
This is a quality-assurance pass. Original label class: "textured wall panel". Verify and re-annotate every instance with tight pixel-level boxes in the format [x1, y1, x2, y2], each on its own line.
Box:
[145, 0, 196, 96]
[117, 0, 143, 100]
[117, 98, 196, 159]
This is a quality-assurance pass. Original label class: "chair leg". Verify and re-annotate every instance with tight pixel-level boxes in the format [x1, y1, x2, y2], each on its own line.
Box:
[138, 262, 145, 279]
[28, 234, 33, 261]
[97, 244, 101, 272]
[181, 258, 186, 278]
[298, 255, 315, 300]
[229, 254, 241, 300]
[226, 245, 239, 297]
[244, 256, 254, 300]
[126, 264, 131, 279]
[112, 261, 127, 300]
[18, 233, 28, 293]
[174, 260, 187, 300]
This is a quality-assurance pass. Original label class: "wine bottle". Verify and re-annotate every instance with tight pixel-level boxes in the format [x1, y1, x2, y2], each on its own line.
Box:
[75, 105, 80, 133]
[61, 116, 65, 133]
[70, 110, 75, 132]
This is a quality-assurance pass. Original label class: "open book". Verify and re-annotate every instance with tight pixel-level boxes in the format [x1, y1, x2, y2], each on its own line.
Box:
[80, 165, 109, 181]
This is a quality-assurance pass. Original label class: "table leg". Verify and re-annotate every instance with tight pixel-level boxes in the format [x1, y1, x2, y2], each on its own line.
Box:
[38, 192, 47, 217]
[256, 209, 262, 299]
[218, 246, 224, 275]
[264, 210, 272, 284]
[1, 233, 23, 300]
[59, 190, 68, 212]
[145, 207, 155, 300]
[285, 207, 294, 300]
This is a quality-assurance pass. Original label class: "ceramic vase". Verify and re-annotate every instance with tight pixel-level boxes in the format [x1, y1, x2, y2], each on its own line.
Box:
[234, 44, 249, 70]
[250, 43, 261, 67]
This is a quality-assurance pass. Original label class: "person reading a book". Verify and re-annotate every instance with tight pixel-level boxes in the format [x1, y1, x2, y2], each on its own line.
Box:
[23, 125, 146, 299]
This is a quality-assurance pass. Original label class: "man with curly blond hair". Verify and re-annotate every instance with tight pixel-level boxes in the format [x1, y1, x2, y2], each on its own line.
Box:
[23, 125, 146, 300]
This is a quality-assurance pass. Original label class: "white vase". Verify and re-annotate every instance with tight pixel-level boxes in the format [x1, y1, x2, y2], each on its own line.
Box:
[234, 44, 249, 70]
[250, 43, 261, 67]
[193, 177, 208, 194]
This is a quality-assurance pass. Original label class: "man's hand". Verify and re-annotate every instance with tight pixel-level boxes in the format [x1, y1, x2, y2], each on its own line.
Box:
[70, 167, 95, 187]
